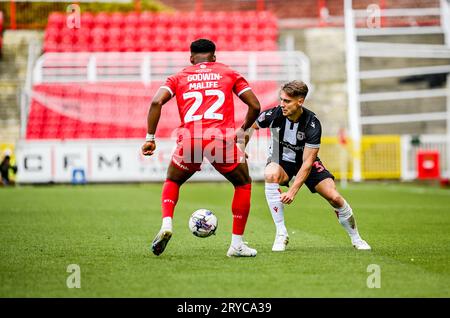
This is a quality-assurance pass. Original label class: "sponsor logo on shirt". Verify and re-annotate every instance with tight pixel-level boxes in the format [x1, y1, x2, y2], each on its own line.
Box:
[258, 112, 266, 122]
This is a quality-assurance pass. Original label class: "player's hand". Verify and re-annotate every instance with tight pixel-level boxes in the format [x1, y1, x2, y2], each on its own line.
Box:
[141, 141, 156, 156]
[280, 190, 296, 205]
[236, 140, 249, 160]
[235, 128, 249, 159]
[235, 127, 245, 142]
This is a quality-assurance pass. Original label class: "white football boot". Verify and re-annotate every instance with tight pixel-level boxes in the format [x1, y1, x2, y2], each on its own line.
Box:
[226, 243, 257, 257]
[352, 238, 371, 250]
[272, 233, 289, 252]
[151, 229, 172, 256]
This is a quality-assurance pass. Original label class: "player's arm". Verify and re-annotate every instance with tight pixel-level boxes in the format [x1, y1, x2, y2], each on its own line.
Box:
[281, 115, 322, 204]
[235, 89, 261, 146]
[244, 123, 259, 147]
[141, 88, 173, 156]
[239, 89, 261, 131]
[245, 107, 277, 146]
[281, 146, 319, 204]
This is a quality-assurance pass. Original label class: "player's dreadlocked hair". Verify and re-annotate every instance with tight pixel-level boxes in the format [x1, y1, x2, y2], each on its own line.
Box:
[281, 80, 309, 98]
[190, 39, 216, 54]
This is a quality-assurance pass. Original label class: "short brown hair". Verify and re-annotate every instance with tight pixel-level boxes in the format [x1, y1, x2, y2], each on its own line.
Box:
[281, 80, 309, 98]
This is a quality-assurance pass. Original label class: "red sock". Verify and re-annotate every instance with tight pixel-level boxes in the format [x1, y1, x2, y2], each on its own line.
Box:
[161, 179, 180, 218]
[231, 183, 251, 235]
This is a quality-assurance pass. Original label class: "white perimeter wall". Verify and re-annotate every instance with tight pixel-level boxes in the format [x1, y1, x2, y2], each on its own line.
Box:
[15, 138, 271, 183]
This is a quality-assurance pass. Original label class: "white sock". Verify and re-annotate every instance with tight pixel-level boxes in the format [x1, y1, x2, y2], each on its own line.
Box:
[161, 217, 172, 231]
[231, 234, 244, 248]
[335, 200, 361, 242]
[265, 183, 288, 235]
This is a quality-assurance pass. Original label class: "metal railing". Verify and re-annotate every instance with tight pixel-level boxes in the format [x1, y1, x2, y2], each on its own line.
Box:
[32, 51, 310, 84]
[344, 0, 450, 181]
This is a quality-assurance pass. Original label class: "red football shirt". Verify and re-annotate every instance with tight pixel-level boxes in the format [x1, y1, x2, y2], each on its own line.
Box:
[161, 62, 251, 139]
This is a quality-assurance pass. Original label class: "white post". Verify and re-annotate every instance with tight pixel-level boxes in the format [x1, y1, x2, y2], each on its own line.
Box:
[33, 57, 44, 84]
[345, 0, 362, 181]
[285, 34, 295, 51]
[248, 53, 257, 81]
[141, 54, 151, 85]
[22, 40, 38, 138]
[401, 135, 410, 180]
[340, 144, 348, 188]
[440, 0, 450, 46]
[25, 40, 36, 92]
[447, 74, 450, 178]
[87, 55, 97, 83]
[20, 90, 28, 139]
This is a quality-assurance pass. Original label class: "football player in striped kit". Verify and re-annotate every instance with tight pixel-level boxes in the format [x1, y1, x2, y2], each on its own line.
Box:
[252, 80, 371, 252]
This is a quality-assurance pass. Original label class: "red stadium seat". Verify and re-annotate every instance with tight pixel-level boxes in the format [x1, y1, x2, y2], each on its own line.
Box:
[80, 12, 95, 29]
[91, 26, 107, 42]
[43, 11, 279, 53]
[90, 37, 105, 52]
[108, 27, 122, 40]
[261, 27, 278, 41]
[45, 32, 61, 45]
[139, 11, 155, 28]
[60, 28, 75, 44]
[95, 12, 110, 28]
[45, 26, 61, 40]
[124, 12, 140, 28]
[137, 26, 152, 39]
[154, 14, 171, 28]
[109, 12, 124, 28]
[105, 37, 121, 52]
[122, 26, 137, 40]
[173, 13, 190, 29]
[74, 29, 91, 46]
[120, 37, 137, 52]
[246, 25, 259, 37]
[137, 36, 153, 52]
[27, 80, 279, 140]
[48, 12, 65, 29]
[43, 41, 59, 52]
[198, 26, 214, 38]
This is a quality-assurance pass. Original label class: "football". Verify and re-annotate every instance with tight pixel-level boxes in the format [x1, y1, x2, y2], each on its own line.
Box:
[188, 209, 218, 238]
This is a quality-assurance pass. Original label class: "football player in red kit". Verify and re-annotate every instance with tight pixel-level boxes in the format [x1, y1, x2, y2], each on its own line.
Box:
[142, 39, 261, 257]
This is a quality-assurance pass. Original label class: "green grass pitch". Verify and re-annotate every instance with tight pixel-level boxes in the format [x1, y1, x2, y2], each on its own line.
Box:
[0, 182, 449, 297]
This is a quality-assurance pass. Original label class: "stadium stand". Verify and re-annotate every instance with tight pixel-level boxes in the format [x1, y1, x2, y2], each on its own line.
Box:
[160, 0, 440, 22]
[26, 81, 279, 139]
[43, 11, 278, 53]
[24, 10, 285, 140]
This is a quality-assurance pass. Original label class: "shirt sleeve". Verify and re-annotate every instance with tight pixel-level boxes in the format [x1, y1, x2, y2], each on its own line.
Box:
[232, 72, 252, 97]
[160, 75, 177, 97]
[256, 107, 278, 128]
[305, 116, 322, 148]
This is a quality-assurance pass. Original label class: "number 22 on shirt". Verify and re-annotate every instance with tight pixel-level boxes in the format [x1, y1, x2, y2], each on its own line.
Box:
[183, 89, 225, 123]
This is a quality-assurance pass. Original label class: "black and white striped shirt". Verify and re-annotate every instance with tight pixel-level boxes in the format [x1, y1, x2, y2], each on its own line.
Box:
[256, 105, 322, 167]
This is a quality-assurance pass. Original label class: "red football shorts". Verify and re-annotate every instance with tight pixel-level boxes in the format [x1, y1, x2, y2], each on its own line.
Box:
[171, 137, 245, 175]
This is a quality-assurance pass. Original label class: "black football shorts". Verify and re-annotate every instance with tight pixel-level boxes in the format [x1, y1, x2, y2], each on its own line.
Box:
[267, 159, 335, 193]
